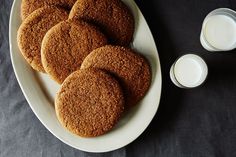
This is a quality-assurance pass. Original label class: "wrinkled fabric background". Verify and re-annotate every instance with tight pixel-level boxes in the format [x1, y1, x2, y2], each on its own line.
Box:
[1, 0, 236, 156]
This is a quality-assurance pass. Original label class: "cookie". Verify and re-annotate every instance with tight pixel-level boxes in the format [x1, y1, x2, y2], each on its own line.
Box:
[17, 6, 68, 72]
[81, 45, 151, 108]
[69, 0, 134, 45]
[21, 0, 76, 20]
[55, 69, 124, 137]
[41, 19, 108, 84]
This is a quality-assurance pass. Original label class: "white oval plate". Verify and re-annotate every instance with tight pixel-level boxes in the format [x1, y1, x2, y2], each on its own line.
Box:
[9, 0, 162, 153]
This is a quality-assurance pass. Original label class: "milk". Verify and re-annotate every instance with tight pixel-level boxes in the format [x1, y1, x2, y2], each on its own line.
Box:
[200, 8, 236, 51]
[170, 54, 208, 88]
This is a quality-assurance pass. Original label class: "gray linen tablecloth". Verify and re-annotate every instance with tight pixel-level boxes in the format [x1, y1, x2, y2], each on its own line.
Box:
[1, 0, 236, 156]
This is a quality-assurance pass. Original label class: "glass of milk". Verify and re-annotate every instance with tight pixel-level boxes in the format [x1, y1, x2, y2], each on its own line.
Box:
[170, 54, 208, 88]
[200, 8, 236, 51]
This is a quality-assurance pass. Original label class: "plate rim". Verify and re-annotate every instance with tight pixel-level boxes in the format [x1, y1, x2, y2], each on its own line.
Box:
[9, 0, 162, 152]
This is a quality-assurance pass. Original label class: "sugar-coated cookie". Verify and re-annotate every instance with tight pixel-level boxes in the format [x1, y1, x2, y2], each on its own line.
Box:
[17, 6, 68, 72]
[81, 45, 151, 108]
[21, 0, 76, 20]
[69, 0, 134, 45]
[41, 19, 108, 83]
[55, 69, 124, 137]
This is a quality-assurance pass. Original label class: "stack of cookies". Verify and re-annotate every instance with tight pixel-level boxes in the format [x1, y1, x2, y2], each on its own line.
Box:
[17, 0, 152, 137]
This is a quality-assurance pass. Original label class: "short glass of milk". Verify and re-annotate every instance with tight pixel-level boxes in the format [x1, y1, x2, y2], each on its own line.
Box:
[200, 8, 236, 51]
[170, 54, 208, 88]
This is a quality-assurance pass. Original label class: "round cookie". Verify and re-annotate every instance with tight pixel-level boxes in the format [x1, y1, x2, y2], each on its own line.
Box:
[17, 6, 68, 72]
[41, 20, 108, 84]
[55, 69, 124, 137]
[69, 0, 134, 46]
[21, 0, 76, 20]
[81, 45, 152, 108]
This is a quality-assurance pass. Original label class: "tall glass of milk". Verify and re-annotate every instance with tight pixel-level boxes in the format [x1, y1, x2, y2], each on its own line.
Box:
[170, 54, 208, 88]
[200, 8, 236, 51]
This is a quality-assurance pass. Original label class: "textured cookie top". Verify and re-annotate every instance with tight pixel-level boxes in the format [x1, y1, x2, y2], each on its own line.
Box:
[17, 6, 68, 72]
[55, 69, 124, 137]
[69, 0, 134, 46]
[81, 45, 151, 108]
[21, 0, 76, 20]
[41, 19, 108, 84]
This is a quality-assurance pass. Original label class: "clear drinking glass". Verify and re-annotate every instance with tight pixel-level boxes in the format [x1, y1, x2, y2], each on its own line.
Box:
[200, 8, 236, 51]
[170, 54, 208, 88]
